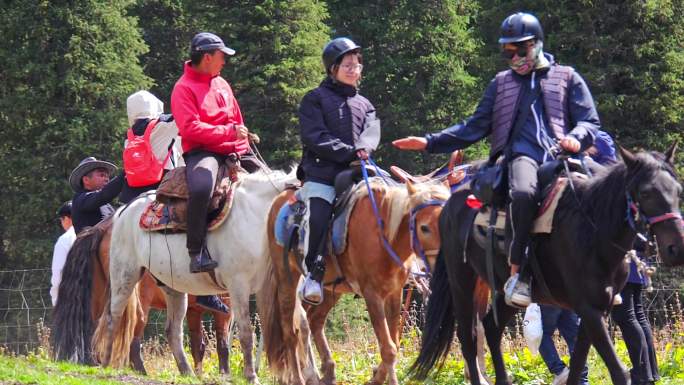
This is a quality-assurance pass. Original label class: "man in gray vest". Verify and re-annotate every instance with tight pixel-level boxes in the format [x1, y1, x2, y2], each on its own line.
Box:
[393, 12, 600, 308]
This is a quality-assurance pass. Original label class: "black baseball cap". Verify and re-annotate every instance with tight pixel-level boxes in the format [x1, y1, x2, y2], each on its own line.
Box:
[57, 201, 72, 218]
[190, 32, 235, 56]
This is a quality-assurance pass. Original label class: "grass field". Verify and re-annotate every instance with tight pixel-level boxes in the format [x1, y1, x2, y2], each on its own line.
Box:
[1, 296, 683, 384]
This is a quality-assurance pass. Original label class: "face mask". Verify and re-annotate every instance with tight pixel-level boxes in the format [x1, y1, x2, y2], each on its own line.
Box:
[505, 40, 544, 75]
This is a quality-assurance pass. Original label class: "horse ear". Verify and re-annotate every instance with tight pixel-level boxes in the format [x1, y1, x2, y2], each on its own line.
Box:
[664, 141, 678, 165]
[406, 180, 417, 195]
[619, 146, 638, 169]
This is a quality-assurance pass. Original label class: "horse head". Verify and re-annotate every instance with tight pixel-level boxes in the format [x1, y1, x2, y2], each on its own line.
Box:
[405, 178, 451, 272]
[621, 142, 684, 266]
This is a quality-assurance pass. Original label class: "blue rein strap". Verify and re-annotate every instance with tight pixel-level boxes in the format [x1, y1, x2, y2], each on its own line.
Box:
[360, 159, 428, 278]
[367, 156, 391, 185]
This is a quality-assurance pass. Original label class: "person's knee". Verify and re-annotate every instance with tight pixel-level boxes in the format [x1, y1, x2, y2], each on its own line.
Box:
[510, 188, 537, 204]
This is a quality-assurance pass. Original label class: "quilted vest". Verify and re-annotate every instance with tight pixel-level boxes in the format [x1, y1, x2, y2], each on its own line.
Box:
[490, 65, 574, 156]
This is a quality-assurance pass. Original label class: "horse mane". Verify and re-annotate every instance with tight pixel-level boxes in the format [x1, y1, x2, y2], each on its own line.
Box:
[239, 167, 298, 192]
[559, 151, 674, 254]
[355, 179, 450, 244]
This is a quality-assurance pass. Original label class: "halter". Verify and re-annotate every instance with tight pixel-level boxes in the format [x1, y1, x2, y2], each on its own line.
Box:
[625, 192, 683, 231]
[409, 200, 446, 275]
[360, 158, 445, 278]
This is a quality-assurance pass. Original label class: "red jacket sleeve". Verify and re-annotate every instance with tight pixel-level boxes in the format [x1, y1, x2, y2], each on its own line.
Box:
[171, 84, 237, 146]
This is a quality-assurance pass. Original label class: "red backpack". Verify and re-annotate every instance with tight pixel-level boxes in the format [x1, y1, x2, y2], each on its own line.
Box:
[123, 119, 173, 187]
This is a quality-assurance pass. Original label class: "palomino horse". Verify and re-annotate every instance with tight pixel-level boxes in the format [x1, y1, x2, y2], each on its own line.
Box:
[92, 169, 298, 384]
[411, 145, 684, 385]
[51, 218, 232, 374]
[259, 175, 451, 385]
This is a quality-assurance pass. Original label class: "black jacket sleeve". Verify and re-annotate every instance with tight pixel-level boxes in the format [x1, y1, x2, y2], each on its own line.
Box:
[74, 172, 124, 211]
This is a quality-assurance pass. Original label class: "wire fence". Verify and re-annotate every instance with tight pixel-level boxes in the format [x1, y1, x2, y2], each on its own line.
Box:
[0, 268, 682, 354]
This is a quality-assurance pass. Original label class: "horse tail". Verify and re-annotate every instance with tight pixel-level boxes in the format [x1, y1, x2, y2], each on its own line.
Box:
[51, 221, 108, 363]
[409, 250, 457, 380]
[256, 256, 308, 382]
[91, 282, 141, 368]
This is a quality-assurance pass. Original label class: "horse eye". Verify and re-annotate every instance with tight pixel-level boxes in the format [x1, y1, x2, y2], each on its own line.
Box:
[420, 225, 431, 234]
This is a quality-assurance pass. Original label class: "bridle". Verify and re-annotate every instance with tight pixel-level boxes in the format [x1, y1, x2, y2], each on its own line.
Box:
[409, 199, 446, 275]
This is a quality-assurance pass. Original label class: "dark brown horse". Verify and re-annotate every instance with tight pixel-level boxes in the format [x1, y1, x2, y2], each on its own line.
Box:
[52, 218, 232, 375]
[258, 177, 450, 385]
[411, 145, 684, 385]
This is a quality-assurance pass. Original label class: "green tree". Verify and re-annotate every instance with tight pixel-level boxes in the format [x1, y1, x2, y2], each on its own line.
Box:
[327, 0, 484, 173]
[127, 0, 197, 107]
[0, 0, 151, 268]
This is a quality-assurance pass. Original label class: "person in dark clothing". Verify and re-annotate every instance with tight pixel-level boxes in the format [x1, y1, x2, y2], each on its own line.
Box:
[297, 37, 380, 305]
[69, 157, 124, 234]
[611, 240, 659, 385]
[393, 12, 600, 308]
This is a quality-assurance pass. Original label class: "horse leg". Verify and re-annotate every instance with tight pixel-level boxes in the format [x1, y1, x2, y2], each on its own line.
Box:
[103, 267, 141, 367]
[574, 308, 629, 385]
[385, 290, 402, 348]
[186, 307, 206, 375]
[307, 291, 340, 385]
[481, 298, 517, 385]
[363, 291, 398, 385]
[215, 310, 231, 375]
[129, 298, 150, 375]
[566, 320, 591, 385]
[455, 300, 482, 385]
[160, 286, 193, 375]
[229, 286, 260, 384]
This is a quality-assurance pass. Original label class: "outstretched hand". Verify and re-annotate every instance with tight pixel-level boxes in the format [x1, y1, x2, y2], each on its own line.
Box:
[392, 136, 427, 151]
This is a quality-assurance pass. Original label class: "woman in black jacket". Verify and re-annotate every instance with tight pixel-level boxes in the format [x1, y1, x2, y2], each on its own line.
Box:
[297, 37, 380, 305]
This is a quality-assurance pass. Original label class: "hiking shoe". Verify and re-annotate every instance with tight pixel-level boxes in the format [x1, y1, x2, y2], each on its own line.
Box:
[196, 295, 229, 314]
[552, 367, 570, 385]
[504, 273, 531, 308]
[189, 247, 218, 273]
[298, 273, 323, 305]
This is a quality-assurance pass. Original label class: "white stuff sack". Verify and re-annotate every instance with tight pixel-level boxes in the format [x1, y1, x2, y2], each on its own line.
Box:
[523, 303, 543, 355]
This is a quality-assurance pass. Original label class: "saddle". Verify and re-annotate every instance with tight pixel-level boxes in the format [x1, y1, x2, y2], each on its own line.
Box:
[275, 164, 379, 258]
[139, 158, 241, 232]
[471, 158, 588, 251]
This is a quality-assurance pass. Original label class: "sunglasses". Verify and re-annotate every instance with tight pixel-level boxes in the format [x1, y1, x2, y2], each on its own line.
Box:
[501, 41, 532, 59]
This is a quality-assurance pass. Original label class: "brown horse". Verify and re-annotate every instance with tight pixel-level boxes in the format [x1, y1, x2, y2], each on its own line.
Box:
[52, 218, 232, 375]
[258, 176, 450, 385]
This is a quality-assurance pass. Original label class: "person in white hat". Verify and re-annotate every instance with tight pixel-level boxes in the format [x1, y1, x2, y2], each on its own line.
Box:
[119, 90, 184, 203]
[69, 156, 123, 234]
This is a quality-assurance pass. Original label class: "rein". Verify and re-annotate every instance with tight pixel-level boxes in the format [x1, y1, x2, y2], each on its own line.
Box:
[360, 158, 444, 278]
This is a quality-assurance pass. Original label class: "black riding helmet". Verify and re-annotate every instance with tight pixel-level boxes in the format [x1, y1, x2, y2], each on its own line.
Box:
[322, 37, 361, 74]
[498, 12, 544, 44]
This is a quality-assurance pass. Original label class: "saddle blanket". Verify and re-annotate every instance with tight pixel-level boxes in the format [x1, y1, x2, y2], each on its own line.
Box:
[139, 181, 237, 232]
[275, 183, 364, 256]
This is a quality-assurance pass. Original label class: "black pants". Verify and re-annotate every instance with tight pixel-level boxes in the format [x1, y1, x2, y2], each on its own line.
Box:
[611, 282, 659, 384]
[184, 151, 224, 255]
[507, 155, 540, 266]
[305, 197, 333, 280]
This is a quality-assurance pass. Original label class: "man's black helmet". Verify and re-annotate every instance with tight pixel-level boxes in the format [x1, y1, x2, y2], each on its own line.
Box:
[322, 37, 361, 74]
[498, 12, 543, 44]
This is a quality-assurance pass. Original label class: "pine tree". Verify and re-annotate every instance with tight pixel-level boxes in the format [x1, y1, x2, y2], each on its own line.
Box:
[0, 0, 151, 267]
[327, 0, 484, 172]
